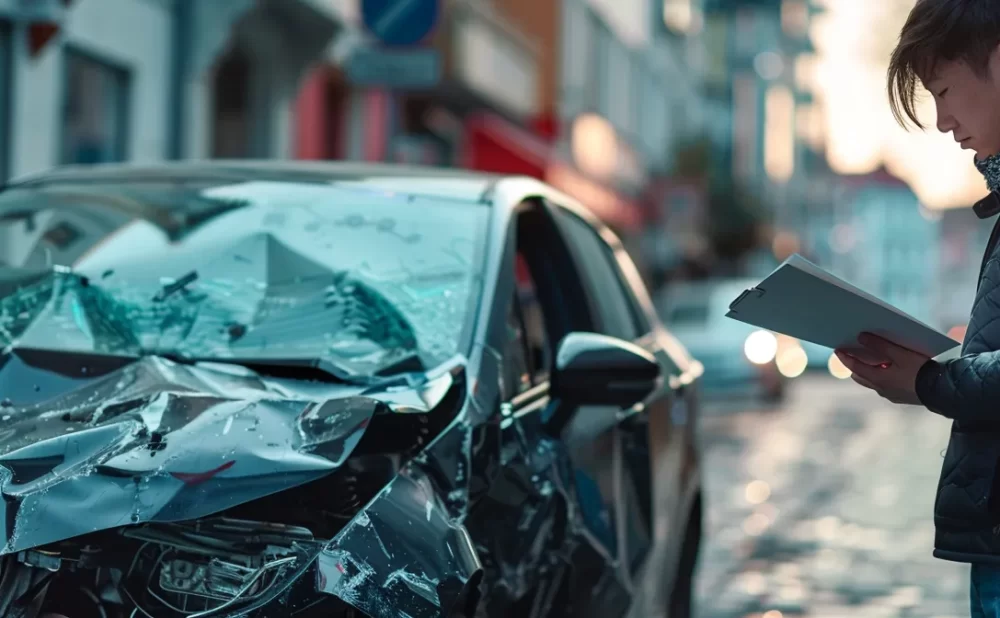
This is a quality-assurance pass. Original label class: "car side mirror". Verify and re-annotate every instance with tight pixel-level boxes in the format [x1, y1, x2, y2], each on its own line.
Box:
[545, 332, 661, 435]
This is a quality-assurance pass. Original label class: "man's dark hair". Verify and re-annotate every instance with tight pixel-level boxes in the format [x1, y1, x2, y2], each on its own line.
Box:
[887, 0, 1000, 129]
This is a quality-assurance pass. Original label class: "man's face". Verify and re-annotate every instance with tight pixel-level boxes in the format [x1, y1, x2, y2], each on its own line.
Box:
[925, 47, 1000, 159]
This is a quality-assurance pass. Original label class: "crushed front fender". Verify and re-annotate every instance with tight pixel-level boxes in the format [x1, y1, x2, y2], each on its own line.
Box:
[317, 459, 483, 618]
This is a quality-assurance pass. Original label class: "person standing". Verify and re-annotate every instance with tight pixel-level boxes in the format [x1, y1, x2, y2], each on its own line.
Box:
[834, 1, 1000, 616]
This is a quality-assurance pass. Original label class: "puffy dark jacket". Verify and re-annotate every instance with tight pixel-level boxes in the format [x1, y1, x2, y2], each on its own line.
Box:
[916, 191, 1000, 563]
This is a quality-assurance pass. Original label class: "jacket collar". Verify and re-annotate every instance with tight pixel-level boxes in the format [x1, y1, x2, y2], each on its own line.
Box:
[972, 152, 1000, 218]
[974, 192, 1000, 219]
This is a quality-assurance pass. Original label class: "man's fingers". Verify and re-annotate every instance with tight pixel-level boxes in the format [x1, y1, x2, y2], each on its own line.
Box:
[834, 350, 856, 369]
[857, 332, 899, 360]
[851, 373, 879, 391]
[837, 347, 889, 368]
[858, 332, 927, 361]
[836, 351, 881, 380]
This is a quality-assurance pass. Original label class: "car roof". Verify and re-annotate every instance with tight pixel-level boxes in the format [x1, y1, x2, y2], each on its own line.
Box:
[7, 160, 502, 204]
[4, 160, 616, 249]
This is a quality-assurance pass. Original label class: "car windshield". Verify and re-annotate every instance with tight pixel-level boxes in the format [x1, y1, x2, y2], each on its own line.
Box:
[0, 178, 490, 379]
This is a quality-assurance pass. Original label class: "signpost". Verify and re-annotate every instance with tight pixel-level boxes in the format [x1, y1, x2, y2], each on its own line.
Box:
[361, 0, 440, 47]
[346, 47, 440, 88]
[351, 0, 442, 89]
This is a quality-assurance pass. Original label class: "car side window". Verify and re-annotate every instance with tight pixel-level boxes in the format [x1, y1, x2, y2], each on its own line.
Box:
[515, 252, 552, 383]
[553, 210, 644, 341]
[502, 253, 554, 397]
[503, 294, 533, 396]
[609, 243, 654, 337]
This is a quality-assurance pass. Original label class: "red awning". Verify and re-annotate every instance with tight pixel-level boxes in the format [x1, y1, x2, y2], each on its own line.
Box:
[461, 112, 550, 178]
[461, 112, 643, 232]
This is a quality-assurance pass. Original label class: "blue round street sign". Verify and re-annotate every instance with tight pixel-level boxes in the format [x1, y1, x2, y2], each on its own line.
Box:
[361, 0, 441, 47]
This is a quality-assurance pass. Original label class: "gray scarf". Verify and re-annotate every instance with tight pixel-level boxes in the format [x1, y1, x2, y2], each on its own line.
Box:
[975, 153, 1000, 193]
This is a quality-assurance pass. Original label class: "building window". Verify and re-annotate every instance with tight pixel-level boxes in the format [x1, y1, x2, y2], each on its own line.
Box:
[0, 21, 11, 181]
[212, 47, 252, 158]
[61, 47, 130, 164]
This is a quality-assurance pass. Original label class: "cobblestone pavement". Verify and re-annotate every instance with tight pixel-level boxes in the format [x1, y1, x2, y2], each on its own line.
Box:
[694, 373, 968, 618]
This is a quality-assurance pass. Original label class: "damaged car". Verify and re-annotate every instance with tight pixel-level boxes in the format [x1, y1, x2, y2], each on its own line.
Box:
[0, 162, 704, 618]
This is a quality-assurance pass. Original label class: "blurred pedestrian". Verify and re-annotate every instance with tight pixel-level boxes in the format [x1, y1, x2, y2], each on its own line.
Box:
[834, 1, 1000, 616]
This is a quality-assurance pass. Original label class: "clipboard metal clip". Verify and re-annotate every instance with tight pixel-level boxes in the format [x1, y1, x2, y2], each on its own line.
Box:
[729, 286, 765, 313]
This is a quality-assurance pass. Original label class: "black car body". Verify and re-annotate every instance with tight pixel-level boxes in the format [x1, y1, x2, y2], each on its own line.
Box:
[0, 162, 704, 618]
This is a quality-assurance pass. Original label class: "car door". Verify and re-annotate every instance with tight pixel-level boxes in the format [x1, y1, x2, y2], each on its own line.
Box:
[466, 199, 644, 617]
[460, 201, 591, 617]
[547, 204, 690, 601]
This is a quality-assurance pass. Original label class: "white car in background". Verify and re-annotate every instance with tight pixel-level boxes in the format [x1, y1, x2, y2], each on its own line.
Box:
[656, 279, 852, 401]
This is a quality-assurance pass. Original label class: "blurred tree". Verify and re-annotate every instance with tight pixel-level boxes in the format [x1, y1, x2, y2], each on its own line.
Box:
[706, 177, 771, 261]
[672, 136, 773, 262]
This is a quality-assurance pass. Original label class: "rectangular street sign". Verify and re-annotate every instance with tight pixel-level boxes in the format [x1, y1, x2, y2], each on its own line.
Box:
[346, 46, 441, 89]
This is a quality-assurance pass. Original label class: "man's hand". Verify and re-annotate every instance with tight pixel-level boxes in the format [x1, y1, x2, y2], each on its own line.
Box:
[834, 333, 930, 405]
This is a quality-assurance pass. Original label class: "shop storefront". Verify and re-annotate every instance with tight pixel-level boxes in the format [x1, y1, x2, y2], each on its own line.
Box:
[3, 0, 163, 179]
[182, 0, 341, 160]
[293, 0, 540, 169]
[296, 78, 408, 164]
[460, 111, 644, 234]
[295, 67, 351, 160]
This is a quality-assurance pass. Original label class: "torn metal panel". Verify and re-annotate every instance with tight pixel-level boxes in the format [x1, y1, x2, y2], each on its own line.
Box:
[0, 352, 380, 554]
[316, 461, 483, 618]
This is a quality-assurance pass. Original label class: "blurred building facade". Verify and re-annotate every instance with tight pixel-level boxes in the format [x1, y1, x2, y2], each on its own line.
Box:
[829, 168, 940, 324]
[634, 0, 713, 281]
[295, 0, 542, 168]
[673, 0, 828, 279]
[937, 207, 994, 333]
[787, 145, 839, 266]
[625, 0, 830, 284]
[291, 0, 707, 258]
[0, 0, 707, 273]
[2, 0, 171, 179]
[699, 0, 822, 191]
[0, 0, 863, 289]
[552, 0, 707, 261]
[176, 0, 342, 160]
[0, 0, 343, 181]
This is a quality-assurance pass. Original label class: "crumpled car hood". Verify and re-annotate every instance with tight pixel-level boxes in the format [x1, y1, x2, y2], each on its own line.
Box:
[0, 348, 393, 554]
[0, 347, 483, 617]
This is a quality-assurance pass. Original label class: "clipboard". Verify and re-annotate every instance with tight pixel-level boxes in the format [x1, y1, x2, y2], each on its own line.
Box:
[726, 254, 960, 358]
